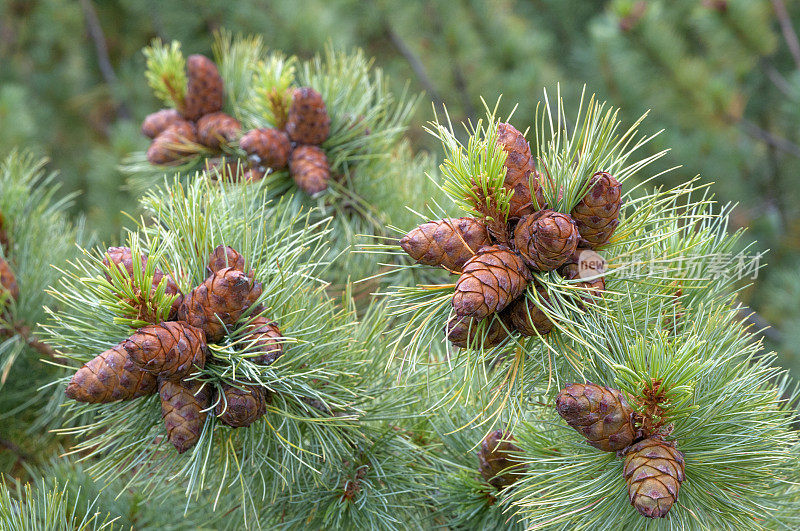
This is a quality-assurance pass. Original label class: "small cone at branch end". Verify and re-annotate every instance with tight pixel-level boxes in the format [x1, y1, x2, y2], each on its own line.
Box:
[65, 343, 157, 403]
[159, 378, 210, 453]
[556, 382, 637, 452]
[477, 430, 526, 490]
[623, 437, 685, 518]
[399, 217, 491, 272]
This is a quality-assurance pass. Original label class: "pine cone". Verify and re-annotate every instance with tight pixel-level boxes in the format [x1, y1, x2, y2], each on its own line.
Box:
[146, 122, 198, 166]
[559, 262, 605, 305]
[103, 247, 182, 319]
[503, 285, 553, 336]
[215, 383, 268, 428]
[570, 172, 622, 248]
[206, 245, 245, 277]
[196, 112, 240, 150]
[0, 257, 19, 302]
[400, 218, 491, 272]
[496, 122, 544, 217]
[477, 430, 526, 490]
[285, 87, 331, 145]
[623, 437, 685, 518]
[177, 267, 262, 342]
[452, 245, 530, 320]
[555, 383, 637, 452]
[243, 166, 266, 182]
[243, 314, 284, 365]
[159, 378, 210, 453]
[141, 109, 184, 139]
[446, 315, 509, 348]
[65, 343, 157, 403]
[239, 128, 291, 169]
[514, 210, 579, 271]
[289, 145, 330, 195]
[124, 321, 207, 380]
[181, 54, 224, 121]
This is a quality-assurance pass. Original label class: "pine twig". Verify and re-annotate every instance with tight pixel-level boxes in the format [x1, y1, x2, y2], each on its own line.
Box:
[384, 23, 444, 109]
[772, 0, 800, 72]
[1, 324, 62, 362]
[79, 0, 131, 120]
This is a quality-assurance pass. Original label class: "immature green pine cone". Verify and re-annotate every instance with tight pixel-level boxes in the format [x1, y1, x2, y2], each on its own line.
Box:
[570, 171, 622, 248]
[445, 314, 509, 348]
[196, 112, 241, 150]
[124, 321, 207, 380]
[181, 54, 224, 121]
[141, 108, 184, 139]
[289, 145, 330, 195]
[623, 437, 685, 518]
[514, 209, 579, 271]
[400, 217, 491, 272]
[285, 87, 331, 145]
[477, 430, 526, 490]
[159, 378, 210, 453]
[215, 383, 268, 428]
[239, 128, 292, 169]
[503, 285, 553, 336]
[452, 245, 530, 320]
[555, 382, 637, 452]
[496, 122, 545, 217]
[65, 342, 157, 403]
[177, 267, 262, 342]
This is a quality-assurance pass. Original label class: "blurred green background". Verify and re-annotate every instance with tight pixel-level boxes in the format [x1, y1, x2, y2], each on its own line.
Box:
[1, 0, 799, 372]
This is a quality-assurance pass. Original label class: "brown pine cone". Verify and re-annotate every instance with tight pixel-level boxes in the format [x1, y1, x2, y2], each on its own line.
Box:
[239, 128, 291, 169]
[503, 286, 553, 336]
[243, 166, 266, 182]
[103, 247, 182, 319]
[289, 145, 330, 195]
[559, 262, 605, 305]
[445, 315, 509, 348]
[181, 54, 224, 121]
[124, 321, 207, 380]
[477, 430, 526, 490]
[159, 378, 210, 453]
[206, 245, 245, 277]
[0, 212, 9, 253]
[0, 257, 19, 302]
[452, 245, 530, 320]
[399, 218, 491, 272]
[555, 383, 637, 452]
[146, 122, 198, 166]
[177, 267, 262, 342]
[514, 210, 579, 271]
[65, 343, 157, 403]
[623, 437, 685, 518]
[141, 109, 184, 139]
[204, 157, 244, 181]
[285, 87, 331, 145]
[196, 112, 241, 150]
[243, 314, 284, 365]
[570, 172, 622, 248]
[215, 383, 268, 428]
[496, 122, 544, 218]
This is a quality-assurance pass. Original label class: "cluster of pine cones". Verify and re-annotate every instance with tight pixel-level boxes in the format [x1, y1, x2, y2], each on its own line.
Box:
[141, 53, 332, 195]
[142, 55, 238, 166]
[65, 245, 283, 453]
[400, 122, 621, 348]
[238, 86, 332, 194]
[557, 383, 685, 518]
[0, 213, 19, 307]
